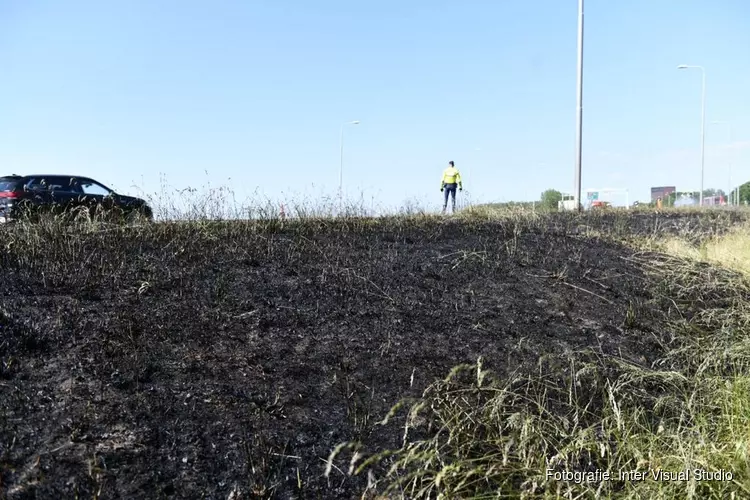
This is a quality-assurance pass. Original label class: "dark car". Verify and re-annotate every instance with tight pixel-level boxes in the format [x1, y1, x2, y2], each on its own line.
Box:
[0, 174, 153, 223]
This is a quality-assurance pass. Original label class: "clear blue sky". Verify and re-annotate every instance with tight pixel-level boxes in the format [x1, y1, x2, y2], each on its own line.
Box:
[0, 0, 748, 211]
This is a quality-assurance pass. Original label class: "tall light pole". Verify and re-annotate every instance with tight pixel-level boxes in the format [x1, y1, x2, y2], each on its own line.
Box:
[711, 120, 734, 205]
[573, 0, 584, 212]
[339, 120, 360, 213]
[677, 64, 706, 206]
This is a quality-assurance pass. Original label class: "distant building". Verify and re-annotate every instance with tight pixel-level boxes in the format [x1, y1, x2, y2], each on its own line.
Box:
[651, 186, 676, 202]
[558, 193, 577, 211]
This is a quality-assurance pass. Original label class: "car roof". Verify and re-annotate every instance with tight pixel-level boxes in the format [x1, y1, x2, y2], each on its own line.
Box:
[24, 174, 91, 179]
[2, 175, 99, 182]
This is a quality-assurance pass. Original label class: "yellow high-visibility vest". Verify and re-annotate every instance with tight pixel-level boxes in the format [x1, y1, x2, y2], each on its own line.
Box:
[441, 167, 462, 187]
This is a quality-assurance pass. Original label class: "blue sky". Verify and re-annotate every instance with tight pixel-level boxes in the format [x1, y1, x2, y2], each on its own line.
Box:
[0, 0, 748, 211]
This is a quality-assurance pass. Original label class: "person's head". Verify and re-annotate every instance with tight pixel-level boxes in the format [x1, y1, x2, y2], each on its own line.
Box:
[449, 161, 454, 167]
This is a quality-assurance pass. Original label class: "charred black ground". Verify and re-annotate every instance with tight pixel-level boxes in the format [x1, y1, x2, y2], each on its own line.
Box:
[0, 210, 746, 499]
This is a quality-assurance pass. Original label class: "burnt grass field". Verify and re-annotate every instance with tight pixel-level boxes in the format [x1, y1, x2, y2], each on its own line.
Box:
[1, 209, 748, 499]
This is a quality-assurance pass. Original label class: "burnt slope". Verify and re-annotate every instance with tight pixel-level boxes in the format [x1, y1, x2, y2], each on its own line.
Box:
[0, 214, 729, 499]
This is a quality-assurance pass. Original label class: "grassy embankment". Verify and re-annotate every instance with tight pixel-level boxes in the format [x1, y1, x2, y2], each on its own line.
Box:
[3, 186, 750, 498]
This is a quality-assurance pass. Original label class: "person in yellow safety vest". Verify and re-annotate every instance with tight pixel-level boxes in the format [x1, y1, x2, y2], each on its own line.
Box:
[440, 161, 463, 214]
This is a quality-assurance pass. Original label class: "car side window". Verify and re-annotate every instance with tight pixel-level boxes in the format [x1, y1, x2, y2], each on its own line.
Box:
[25, 178, 51, 191]
[37, 177, 76, 194]
[67, 178, 84, 194]
[51, 177, 84, 194]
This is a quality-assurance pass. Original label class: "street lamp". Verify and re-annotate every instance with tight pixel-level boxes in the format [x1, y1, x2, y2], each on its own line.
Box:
[573, 0, 584, 212]
[339, 120, 360, 213]
[711, 120, 734, 205]
[677, 64, 706, 206]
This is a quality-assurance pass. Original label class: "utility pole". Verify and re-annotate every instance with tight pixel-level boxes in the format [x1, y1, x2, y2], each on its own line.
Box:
[573, 0, 584, 212]
[711, 121, 733, 205]
[677, 65, 706, 206]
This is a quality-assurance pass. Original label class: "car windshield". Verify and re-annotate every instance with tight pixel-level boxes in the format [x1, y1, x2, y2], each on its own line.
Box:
[0, 179, 19, 191]
[79, 181, 113, 196]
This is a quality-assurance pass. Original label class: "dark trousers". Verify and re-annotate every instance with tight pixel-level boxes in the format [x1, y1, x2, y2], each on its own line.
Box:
[443, 183, 457, 212]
